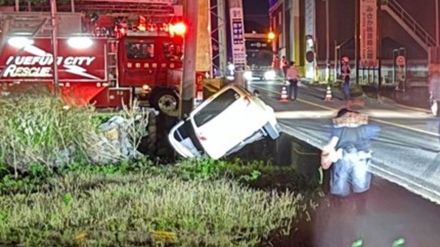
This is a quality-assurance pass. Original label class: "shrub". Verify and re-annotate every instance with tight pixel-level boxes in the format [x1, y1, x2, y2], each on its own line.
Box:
[0, 95, 97, 174]
[0, 172, 301, 246]
[0, 94, 150, 175]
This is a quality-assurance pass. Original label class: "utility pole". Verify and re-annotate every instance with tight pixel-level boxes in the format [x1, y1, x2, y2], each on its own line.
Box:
[355, 0, 359, 84]
[436, 0, 439, 46]
[325, 0, 330, 82]
[180, 0, 198, 119]
[209, 0, 227, 76]
[334, 41, 340, 80]
[50, 0, 59, 95]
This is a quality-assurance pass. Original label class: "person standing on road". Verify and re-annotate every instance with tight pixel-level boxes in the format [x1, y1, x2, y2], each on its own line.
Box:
[341, 56, 351, 100]
[272, 54, 281, 74]
[321, 108, 380, 198]
[429, 65, 440, 116]
[281, 56, 289, 78]
[286, 61, 300, 101]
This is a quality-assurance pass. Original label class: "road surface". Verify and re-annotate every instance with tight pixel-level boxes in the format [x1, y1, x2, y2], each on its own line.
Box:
[247, 80, 440, 246]
[248, 80, 440, 204]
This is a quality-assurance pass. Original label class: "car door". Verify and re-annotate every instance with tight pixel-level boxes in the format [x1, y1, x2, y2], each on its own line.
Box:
[190, 87, 267, 159]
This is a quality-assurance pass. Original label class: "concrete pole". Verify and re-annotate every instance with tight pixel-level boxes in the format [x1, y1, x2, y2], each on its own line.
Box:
[180, 0, 198, 119]
[325, 0, 330, 82]
[71, 0, 75, 13]
[15, 0, 19, 11]
[436, 0, 439, 46]
[355, 0, 359, 84]
[334, 41, 339, 80]
[217, 0, 227, 76]
[50, 0, 59, 95]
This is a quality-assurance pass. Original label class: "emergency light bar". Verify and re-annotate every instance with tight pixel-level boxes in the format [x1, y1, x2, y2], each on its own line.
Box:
[7, 37, 34, 49]
[67, 37, 93, 49]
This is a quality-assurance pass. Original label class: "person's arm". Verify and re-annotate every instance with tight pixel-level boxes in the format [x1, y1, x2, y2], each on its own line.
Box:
[321, 134, 340, 170]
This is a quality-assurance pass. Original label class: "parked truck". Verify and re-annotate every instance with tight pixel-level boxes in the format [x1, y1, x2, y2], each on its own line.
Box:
[0, 3, 201, 116]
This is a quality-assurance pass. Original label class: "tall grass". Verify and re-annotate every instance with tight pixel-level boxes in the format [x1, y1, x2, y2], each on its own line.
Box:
[0, 171, 301, 246]
[0, 94, 150, 175]
[0, 95, 97, 174]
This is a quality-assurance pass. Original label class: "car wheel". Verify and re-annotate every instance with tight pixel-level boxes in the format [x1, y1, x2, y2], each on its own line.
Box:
[263, 122, 280, 139]
[153, 90, 179, 117]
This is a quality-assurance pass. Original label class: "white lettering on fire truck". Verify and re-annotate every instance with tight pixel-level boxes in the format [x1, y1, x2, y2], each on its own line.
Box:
[3, 66, 51, 77]
[1, 43, 101, 79]
[5, 56, 95, 66]
[3, 53, 97, 79]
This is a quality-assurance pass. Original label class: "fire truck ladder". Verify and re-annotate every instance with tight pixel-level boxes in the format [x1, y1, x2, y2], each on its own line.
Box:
[106, 38, 134, 106]
[0, 12, 52, 37]
[106, 39, 119, 88]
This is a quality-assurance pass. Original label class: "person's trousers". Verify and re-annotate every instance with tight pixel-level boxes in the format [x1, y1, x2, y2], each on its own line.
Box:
[342, 79, 350, 100]
[330, 151, 372, 197]
[288, 79, 298, 100]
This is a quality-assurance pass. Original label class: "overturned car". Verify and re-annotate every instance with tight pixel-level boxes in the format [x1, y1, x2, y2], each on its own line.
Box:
[168, 85, 280, 159]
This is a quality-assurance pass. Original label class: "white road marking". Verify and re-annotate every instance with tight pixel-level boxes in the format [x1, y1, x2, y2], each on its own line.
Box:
[253, 85, 440, 137]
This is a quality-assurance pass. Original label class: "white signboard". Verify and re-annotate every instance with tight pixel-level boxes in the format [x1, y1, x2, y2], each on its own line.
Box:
[229, 0, 246, 69]
[360, 0, 378, 67]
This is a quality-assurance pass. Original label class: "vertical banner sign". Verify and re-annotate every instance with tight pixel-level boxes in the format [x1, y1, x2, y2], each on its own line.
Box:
[360, 0, 378, 67]
[229, 0, 246, 69]
[304, 0, 316, 79]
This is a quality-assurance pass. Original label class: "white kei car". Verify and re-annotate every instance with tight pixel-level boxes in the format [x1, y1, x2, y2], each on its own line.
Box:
[168, 84, 280, 159]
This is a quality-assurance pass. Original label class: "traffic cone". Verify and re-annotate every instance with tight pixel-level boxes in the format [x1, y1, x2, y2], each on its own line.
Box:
[324, 85, 332, 101]
[280, 86, 289, 102]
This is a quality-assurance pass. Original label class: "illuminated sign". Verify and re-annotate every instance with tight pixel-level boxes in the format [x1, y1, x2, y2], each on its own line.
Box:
[229, 0, 246, 69]
[0, 38, 106, 81]
[360, 0, 378, 67]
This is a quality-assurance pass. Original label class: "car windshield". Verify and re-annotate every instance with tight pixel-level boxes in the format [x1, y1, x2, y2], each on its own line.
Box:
[125, 40, 154, 59]
[194, 88, 240, 127]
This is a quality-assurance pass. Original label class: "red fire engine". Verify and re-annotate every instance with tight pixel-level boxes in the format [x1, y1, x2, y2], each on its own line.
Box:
[0, 1, 193, 116]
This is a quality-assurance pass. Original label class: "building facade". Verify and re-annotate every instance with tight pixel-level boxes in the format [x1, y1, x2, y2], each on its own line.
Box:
[269, 0, 440, 85]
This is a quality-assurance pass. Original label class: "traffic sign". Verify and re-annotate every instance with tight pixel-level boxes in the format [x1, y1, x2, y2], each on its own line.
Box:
[396, 55, 406, 66]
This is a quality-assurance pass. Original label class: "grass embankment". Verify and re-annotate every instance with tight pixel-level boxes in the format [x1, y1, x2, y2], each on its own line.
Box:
[0, 95, 320, 246]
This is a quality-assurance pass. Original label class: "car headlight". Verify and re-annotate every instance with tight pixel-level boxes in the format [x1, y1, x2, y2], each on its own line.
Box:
[226, 75, 235, 81]
[243, 71, 253, 80]
[264, 70, 276, 80]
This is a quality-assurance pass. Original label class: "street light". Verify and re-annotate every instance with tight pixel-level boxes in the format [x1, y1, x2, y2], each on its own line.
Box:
[267, 31, 275, 41]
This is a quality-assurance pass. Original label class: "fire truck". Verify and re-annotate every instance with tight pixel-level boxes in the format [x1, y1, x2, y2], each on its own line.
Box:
[0, 1, 196, 116]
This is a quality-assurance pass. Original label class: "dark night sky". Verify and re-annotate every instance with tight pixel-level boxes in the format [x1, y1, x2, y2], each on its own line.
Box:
[242, 0, 269, 33]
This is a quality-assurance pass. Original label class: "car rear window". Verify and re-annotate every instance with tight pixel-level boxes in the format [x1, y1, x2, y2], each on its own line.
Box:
[194, 88, 240, 126]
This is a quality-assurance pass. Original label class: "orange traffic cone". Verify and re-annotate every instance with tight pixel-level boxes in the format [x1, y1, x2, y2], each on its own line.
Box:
[324, 85, 332, 101]
[280, 86, 289, 102]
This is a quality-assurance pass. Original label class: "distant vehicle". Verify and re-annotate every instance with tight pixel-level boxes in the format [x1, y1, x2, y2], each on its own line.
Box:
[243, 33, 282, 81]
[168, 85, 280, 159]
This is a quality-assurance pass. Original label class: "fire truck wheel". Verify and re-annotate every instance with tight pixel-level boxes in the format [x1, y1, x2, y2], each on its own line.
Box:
[153, 90, 179, 117]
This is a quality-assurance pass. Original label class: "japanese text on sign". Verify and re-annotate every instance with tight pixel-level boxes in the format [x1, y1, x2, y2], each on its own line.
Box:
[360, 0, 378, 67]
[229, 6, 246, 68]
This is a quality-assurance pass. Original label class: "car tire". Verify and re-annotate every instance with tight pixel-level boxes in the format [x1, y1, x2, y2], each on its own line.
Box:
[263, 122, 280, 139]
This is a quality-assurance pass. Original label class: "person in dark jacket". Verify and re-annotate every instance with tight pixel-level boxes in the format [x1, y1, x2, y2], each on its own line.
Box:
[321, 108, 380, 197]
[341, 56, 351, 100]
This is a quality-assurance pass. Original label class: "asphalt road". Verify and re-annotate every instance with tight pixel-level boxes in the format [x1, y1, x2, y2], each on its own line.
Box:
[246, 80, 440, 246]
[248, 80, 440, 204]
